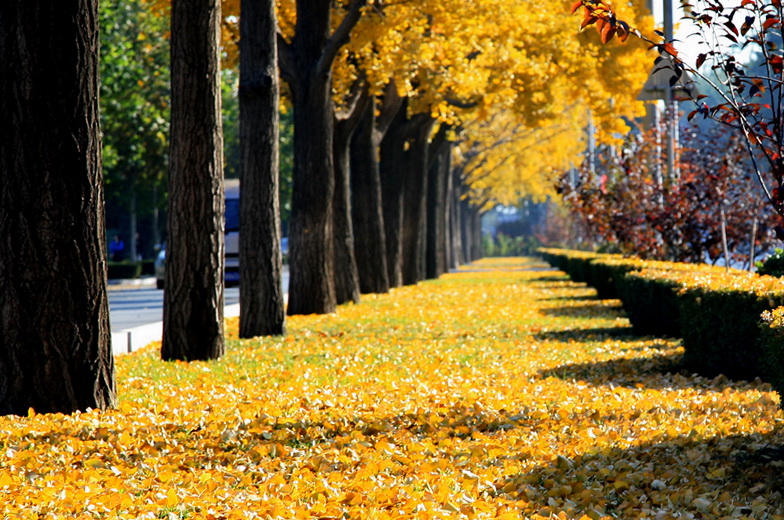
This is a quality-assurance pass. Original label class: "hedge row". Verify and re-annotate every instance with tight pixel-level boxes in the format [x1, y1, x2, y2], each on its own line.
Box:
[107, 260, 155, 280]
[537, 248, 784, 399]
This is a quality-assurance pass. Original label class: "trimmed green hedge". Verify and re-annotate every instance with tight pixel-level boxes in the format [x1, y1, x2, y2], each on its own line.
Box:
[618, 269, 682, 338]
[536, 247, 784, 400]
[107, 262, 142, 280]
[760, 308, 784, 400]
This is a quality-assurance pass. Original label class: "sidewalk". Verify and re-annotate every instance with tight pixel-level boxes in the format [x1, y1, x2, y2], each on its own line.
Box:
[107, 276, 157, 290]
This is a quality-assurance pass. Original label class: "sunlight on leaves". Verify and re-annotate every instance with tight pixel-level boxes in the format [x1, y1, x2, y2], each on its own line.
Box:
[0, 257, 782, 518]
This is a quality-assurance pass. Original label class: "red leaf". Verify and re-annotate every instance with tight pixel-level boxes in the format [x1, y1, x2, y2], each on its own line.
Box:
[581, 14, 598, 30]
[662, 43, 678, 58]
[771, 55, 784, 74]
[570, 0, 583, 14]
[724, 20, 739, 35]
[601, 23, 616, 43]
[763, 18, 780, 31]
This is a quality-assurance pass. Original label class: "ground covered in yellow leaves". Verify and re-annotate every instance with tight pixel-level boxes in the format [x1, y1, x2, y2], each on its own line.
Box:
[3, 257, 784, 520]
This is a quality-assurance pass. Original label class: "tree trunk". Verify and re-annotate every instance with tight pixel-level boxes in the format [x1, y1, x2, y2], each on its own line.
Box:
[350, 96, 390, 294]
[163, 0, 225, 361]
[380, 102, 409, 288]
[401, 115, 435, 285]
[446, 157, 460, 270]
[460, 198, 473, 263]
[426, 130, 450, 280]
[471, 207, 483, 262]
[448, 170, 463, 269]
[285, 0, 336, 315]
[238, 0, 286, 337]
[333, 111, 361, 305]
[129, 189, 138, 262]
[0, 0, 115, 415]
[152, 184, 162, 251]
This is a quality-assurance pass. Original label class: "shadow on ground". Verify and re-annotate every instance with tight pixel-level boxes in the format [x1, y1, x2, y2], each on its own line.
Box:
[538, 301, 625, 319]
[534, 327, 637, 343]
[538, 351, 692, 390]
[495, 431, 784, 519]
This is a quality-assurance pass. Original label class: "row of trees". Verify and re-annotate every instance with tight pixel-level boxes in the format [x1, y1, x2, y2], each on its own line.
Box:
[0, 0, 651, 415]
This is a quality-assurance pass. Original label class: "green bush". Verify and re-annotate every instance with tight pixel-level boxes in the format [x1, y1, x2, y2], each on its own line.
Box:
[107, 262, 142, 280]
[565, 253, 600, 284]
[536, 248, 561, 269]
[485, 234, 542, 257]
[496, 233, 516, 256]
[535, 247, 784, 390]
[589, 257, 640, 300]
[759, 307, 784, 403]
[677, 286, 778, 380]
[482, 234, 497, 257]
[618, 269, 682, 337]
[140, 259, 156, 276]
[756, 248, 784, 277]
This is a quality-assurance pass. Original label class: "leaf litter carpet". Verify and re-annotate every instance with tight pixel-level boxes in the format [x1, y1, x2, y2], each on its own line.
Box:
[1, 257, 783, 519]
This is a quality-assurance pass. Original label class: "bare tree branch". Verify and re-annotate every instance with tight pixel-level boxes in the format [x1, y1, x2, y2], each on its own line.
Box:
[277, 33, 296, 84]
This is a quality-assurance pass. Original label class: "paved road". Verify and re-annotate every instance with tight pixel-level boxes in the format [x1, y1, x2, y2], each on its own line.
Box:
[109, 286, 241, 331]
[109, 270, 289, 355]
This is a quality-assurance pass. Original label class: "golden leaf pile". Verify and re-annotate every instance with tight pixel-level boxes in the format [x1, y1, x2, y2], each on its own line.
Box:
[2, 257, 784, 519]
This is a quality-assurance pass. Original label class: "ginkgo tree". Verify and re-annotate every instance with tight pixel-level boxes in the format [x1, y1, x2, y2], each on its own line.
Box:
[418, 0, 653, 247]
[345, 0, 653, 283]
[151, 0, 655, 315]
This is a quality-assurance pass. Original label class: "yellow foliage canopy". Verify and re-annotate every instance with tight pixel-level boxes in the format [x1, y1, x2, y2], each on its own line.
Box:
[145, 0, 653, 206]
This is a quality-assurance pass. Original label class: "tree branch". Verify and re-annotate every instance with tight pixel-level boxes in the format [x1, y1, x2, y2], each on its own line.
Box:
[335, 78, 370, 126]
[375, 82, 403, 137]
[277, 33, 296, 84]
[444, 96, 481, 110]
[316, 0, 367, 78]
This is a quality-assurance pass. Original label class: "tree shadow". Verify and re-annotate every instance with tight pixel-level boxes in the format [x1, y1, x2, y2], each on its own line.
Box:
[530, 275, 571, 284]
[534, 327, 638, 343]
[495, 431, 784, 519]
[539, 301, 625, 319]
[539, 295, 600, 302]
[539, 351, 692, 391]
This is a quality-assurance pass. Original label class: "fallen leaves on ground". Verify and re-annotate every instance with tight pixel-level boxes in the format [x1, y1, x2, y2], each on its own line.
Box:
[1, 257, 783, 519]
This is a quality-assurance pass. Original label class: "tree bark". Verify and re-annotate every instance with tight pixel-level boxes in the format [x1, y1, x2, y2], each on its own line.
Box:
[333, 107, 361, 305]
[447, 170, 463, 269]
[460, 198, 473, 263]
[0, 0, 116, 415]
[284, 0, 335, 315]
[401, 115, 435, 285]
[380, 102, 409, 288]
[279, 0, 367, 315]
[350, 95, 390, 294]
[238, 0, 286, 337]
[163, 0, 225, 361]
[470, 206, 484, 262]
[426, 129, 450, 280]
